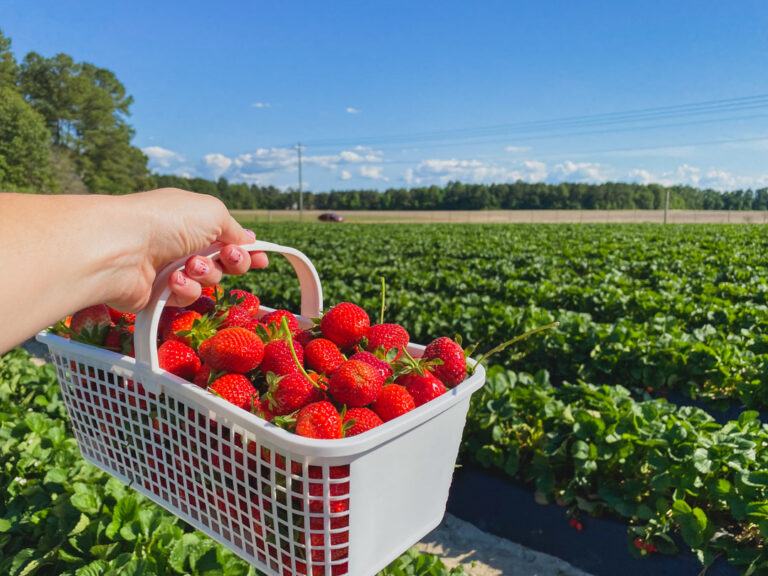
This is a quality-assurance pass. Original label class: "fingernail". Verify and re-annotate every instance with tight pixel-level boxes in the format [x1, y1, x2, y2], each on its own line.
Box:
[229, 249, 243, 264]
[245, 229, 256, 239]
[176, 273, 189, 286]
[193, 260, 209, 276]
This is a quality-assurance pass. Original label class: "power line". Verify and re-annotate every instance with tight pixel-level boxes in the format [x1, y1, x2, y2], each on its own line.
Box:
[288, 94, 768, 150]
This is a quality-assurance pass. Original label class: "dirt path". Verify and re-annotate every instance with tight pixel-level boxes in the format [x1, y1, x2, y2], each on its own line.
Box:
[417, 514, 595, 576]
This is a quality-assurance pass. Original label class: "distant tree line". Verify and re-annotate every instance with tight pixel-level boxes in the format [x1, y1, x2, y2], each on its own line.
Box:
[156, 175, 768, 211]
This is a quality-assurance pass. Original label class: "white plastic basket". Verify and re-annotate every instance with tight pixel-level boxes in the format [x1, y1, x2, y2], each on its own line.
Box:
[36, 241, 486, 576]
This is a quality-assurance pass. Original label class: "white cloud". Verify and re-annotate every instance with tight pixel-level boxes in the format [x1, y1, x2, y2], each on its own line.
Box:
[252, 102, 271, 108]
[551, 161, 608, 183]
[628, 165, 768, 190]
[404, 168, 421, 186]
[408, 157, 548, 185]
[340, 170, 352, 180]
[346, 107, 360, 114]
[361, 165, 388, 180]
[504, 145, 531, 153]
[142, 146, 185, 169]
[203, 153, 234, 178]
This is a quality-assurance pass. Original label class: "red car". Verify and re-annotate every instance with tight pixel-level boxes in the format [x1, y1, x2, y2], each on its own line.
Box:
[318, 212, 344, 222]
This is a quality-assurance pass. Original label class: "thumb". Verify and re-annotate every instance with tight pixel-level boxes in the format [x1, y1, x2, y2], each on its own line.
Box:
[217, 215, 254, 246]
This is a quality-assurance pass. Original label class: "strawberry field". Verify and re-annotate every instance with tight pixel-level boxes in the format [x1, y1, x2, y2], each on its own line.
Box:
[2, 222, 768, 575]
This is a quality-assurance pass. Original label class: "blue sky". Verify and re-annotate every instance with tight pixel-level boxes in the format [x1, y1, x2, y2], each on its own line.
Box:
[3, 1, 768, 192]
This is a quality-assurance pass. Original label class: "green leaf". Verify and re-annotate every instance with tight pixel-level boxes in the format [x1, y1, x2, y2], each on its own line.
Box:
[71, 492, 102, 516]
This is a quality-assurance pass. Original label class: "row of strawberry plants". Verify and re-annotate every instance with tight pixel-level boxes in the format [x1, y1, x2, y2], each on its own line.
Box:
[227, 223, 768, 410]
[462, 365, 768, 574]
[0, 349, 464, 576]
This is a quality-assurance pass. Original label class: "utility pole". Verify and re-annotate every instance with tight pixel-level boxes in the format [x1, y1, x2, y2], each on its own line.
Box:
[295, 142, 304, 222]
[664, 187, 670, 224]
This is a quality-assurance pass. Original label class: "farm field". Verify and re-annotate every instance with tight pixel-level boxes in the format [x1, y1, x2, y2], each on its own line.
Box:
[3, 222, 768, 575]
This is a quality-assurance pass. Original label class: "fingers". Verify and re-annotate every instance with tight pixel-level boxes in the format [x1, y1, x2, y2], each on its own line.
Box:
[185, 255, 223, 286]
[167, 270, 202, 308]
[219, 244, 251, 275]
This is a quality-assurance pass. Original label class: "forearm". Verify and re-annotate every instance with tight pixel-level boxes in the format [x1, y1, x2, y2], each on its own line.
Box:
[0, 193, 143, 353]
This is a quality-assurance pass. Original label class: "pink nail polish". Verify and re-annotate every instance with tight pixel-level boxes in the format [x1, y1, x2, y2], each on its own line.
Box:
[176, 273, 188, 286]
[245, 229, 256, 239]
[230, 250, 243, 264]
[193, 260, 209, 275]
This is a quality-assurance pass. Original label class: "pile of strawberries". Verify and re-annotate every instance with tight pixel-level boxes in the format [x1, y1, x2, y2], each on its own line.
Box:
[60, 285, 471, 440]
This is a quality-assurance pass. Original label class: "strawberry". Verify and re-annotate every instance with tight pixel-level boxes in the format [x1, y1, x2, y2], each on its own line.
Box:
[157, 306, 184, 339]
[366, 323, 409, 356]
[70, 304, 111, 345]
[199, 327, 264, 373]
[295, 401, 343, 439]
[348, 350, 392, 380]
[162, 310, 202, 344]
[158, 340, 201, 381]
[104, 327, 134, 357]
[266, 373, 317, 415]
[372, 384, 415, 422]
[107, 306, 136, 325]
[328, 360, 385, 408]
[209, 373, 258, 411]
[229, 289, 260, 316]
[320, 302, 370, 349]
[217, 305, 257, 330]
[261, 309, 299, 333]
[187, 295, 216, 316]
[343, 407, 383, 437]
[397, 371, 446, 407]
[304, 338, 345, 375]
[193, 364, 214, 388]
[261, 338, 305, 377]
[201, 284, 224, 300]
[422, 337, 467, 387]
[294, 329, 315, 348]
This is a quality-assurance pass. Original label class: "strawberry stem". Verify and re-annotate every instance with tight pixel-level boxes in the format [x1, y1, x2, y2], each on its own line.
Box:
[280, 317, 314, 383]
[380, 277, 386, 325]
[468, 321, 560, 374]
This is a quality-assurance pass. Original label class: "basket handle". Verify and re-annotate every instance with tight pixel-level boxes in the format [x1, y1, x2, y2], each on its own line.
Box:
[134, 241, 323, 372]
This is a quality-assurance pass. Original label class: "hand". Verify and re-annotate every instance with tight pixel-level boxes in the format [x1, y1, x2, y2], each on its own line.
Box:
[111, 188, 269, 310]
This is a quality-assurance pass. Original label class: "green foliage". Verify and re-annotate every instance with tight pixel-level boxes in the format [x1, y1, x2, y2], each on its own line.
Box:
[464, 366, 768, 572]
[226, 222, 768, 411]
[0, 349, 464, 576]
[0, 27, 18, 90]
[0, 87, 53, 191]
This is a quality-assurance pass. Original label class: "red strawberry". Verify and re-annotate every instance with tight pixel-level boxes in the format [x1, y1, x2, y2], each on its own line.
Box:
[348, 350, 392, 380]
[328, 360, 385, 408]
[157, 307, 184, 339]
[107, 306, 136, 325]
[422, 337, 467, 387]
[343, 407, 383, 437]
[372, 385, 415, 422]
[304, 338, 345, 375]
[162, 310, 202, 344]
[266, 373, 317, 415]
[193, 364, 214, 388]
[294, 329, 315, 348]
[70, 304, 111, 344]
[201, 284, 224, 300]
[320, 302, 370, 349]
[295, 401, 342, 439]
[229, 289, 260, 316]
[261, 338, 304, 377]
[209, 373, 258, 411]
[187, 295, 216, 316]
[397, 371, 446, 407]
[366, 323, 409, 357]
[217, 305, 257, 330]
[261, 309, 299, 333]
[104, 327, 135, 357]
[158, 340, 201, 381]
[199, 327, 264, 373]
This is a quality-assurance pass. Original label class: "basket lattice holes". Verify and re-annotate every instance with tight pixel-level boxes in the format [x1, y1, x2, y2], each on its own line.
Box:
[53, 350, 350, 576]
